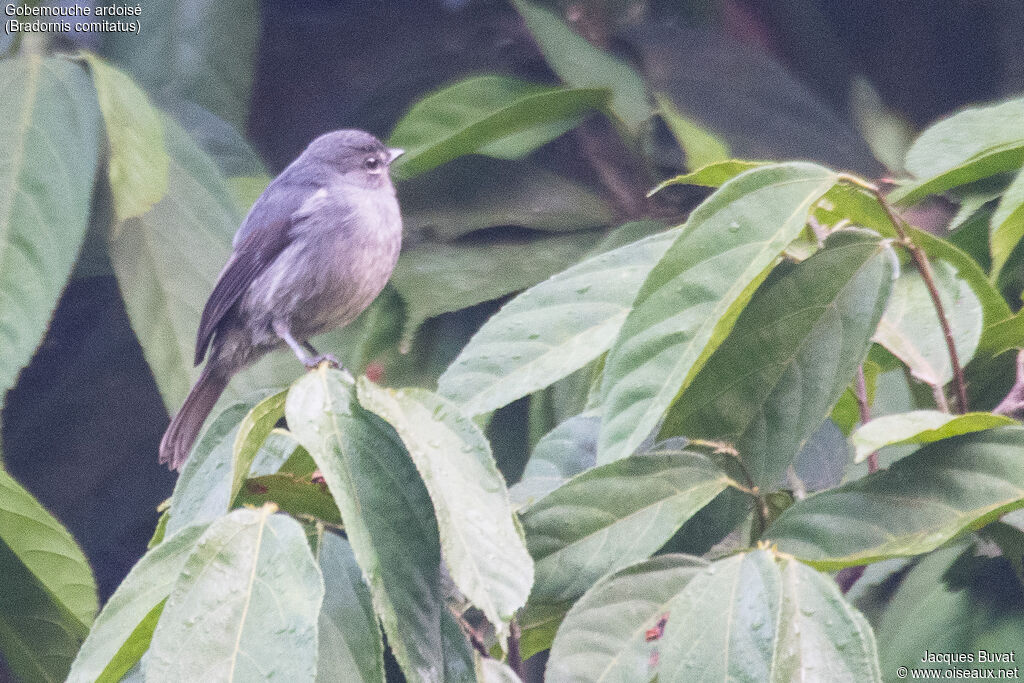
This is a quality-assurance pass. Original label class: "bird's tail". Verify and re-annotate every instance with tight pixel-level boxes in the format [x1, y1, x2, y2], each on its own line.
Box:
[159, 363, 230, 471]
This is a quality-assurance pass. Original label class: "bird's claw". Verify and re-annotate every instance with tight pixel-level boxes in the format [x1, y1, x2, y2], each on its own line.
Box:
[305, 353, 341, 369]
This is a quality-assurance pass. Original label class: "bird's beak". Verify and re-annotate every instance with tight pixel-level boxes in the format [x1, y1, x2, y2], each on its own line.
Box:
[387, 147, 405, 163]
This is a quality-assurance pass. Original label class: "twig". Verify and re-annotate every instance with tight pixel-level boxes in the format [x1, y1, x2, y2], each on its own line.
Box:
[836, 565, 867, 594]
[507, 619, 525, 681]
[994, 350, 1024, 418]
[450, 607, 490, 658]
[854, 366, 879, 473]
[839, 174, 968, 414]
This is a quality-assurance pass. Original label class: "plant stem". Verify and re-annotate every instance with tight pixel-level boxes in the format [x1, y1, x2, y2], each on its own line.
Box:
[839, 175, 969, 413]
[854, 366, 879, 473]
[508, 619, 525, 680]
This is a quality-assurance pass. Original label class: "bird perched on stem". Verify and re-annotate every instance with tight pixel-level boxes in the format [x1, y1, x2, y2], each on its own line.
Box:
[159, 130, 404, 470]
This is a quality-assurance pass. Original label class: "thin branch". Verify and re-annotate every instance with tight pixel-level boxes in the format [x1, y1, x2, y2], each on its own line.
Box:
[839, 175, 968, 413]
[854, 366, 879, 474]
[507, 619, 525, 681]
[994, 350, 1024, 418]
[836, 565, 867, 594]
[449, 607, 490, 658]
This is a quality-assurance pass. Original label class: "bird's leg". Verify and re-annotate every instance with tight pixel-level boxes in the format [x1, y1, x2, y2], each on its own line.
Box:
[302, 341, 343, 371]
[273, 322, 340, 370]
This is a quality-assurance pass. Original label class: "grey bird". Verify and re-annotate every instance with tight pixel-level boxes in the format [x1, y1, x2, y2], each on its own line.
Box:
[159, 129, 404, 470]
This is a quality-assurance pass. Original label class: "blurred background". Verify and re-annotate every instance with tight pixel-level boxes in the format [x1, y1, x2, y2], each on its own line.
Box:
[3, 0, 1024, 612]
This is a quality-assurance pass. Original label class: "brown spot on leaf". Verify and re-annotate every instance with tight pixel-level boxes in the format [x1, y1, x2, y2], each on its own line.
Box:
[645, 613, 669, 642]
[246, 482, 269, 495]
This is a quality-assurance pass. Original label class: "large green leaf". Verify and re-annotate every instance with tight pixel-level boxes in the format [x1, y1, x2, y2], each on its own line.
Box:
[549, 551, 880, 682]
[101, 0, 260, 130]
[83, 54, 168, 222]
[388, 75, 608, 179]
[391, 229, 602, 349]
[165, 400, 253, 537]
[230, 390, 287, 503]
[286, 368, 445, 682]
[67, 525, 206, 683]
[765, 427, 1024, 569]
[875, 542, 1024, 675]
[0, 469, 96, 626]
[437, 228, 677, 415]
[851, 410, 1016, 463]
[659, 231, 895, 490]
[509, 412, 599, 508]
[873, 258, 982, 387]
[0, 467, 96, 683]
[655, 92, 730, 171]
[648, 159, 769, 194]
[511, 0, 650, 136]
[356, 381, 533, 629]
[0, 538, 88, 683]
[816, 183, 1011, 346]
[891, 96, 1024, 206]
[399, 156, 613, 240]
[0, 56, 100, 399]
[599, 163, 838, 464]
[108, 114, 298, 410]
[521, 451, 735, 609]
[545, 554, 707, 682]
[316, 531, 384, 683]
[990, 167, 1024, 278]
[147, 506, 324, 681]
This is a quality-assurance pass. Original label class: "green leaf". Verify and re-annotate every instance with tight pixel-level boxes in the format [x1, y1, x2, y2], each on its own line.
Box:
[108, 114, 299, 410]
[0, 56, 100, 399]
[165, 400, 254, 537]
[648, 159, 769, 195]
[0, 465, 95, 683]
[521, 451, 734, 608]
[391, 229, 602, 350]
[388, 75, 609, 179]
[0, 469, 96, 627]
[509, 413, 599, 508]
[545, 554, 707, 682]
[990, 167, 1024, 278]
[873, 258, 982, 387]
[599, 162, 838, 464]
[440, 609, 477, 682]
[235, 474, 342, 525]
[286, 368, 445, 682]
[316, 531, 384, 683]
[437, 228, 677, 415]
[765, 426, 1024, 569]
[660, 231, 895, 490]
[83, 54, 168, 222]
[510, 0, 650, 137]
[357, 380, 533, 628]
[147, 506, 324, 681]
[549, 551, 881, 682]
[67, 525, 207, 683]
[655, 92, 729, 171]
[399, 156, 613, 240]
[0, 538, 89, 683]
[100, 0, 260, 130]
[817, 183, 1011, 336]
[891, 96, 1024, 206]
[852, 410, 1017, 463]
[230, 389, 287, 503]
[475, 655, 522, 682]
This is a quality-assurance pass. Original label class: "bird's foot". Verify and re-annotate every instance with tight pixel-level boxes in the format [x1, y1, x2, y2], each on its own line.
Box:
[305, 353, 341, 369]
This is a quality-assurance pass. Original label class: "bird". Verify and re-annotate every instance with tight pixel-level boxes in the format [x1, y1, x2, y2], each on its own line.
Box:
[159, 129, 404, 470]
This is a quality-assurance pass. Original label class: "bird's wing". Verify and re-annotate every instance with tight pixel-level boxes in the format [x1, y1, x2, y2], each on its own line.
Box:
[194, 179, 309, 365]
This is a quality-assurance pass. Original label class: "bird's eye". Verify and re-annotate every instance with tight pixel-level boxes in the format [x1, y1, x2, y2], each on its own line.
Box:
[363, 156, 381, 171]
